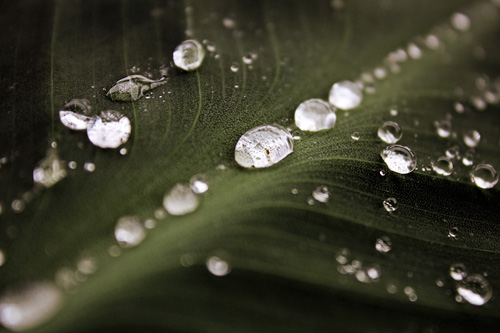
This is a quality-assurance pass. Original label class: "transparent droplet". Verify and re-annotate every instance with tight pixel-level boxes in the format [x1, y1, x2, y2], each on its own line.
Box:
[448, 226, 459, 238]
[0, 282, 63, 331]
[77, 256, 97, 275]
[107, 75, 167, 101]
[312, 185, 330, 203]
[435, 119, 452, 138]
[425, 34, 440, 50]
[451, 13, 471, 32]
[242, 53, 255, 65]
[234, 125, 293, 168]
[173, 39, 205, 71]
[355, 270, 371, 283]
[470, 164, 498, 189]
[378, 121, 402, 144]
[351, 132, 360, 141]
[463, 130, 481, 148]
[462, 149, 475, 166]
[454, 102, 465, 114]
[450, 263, 467, 281]
[432, 156, 454, 176]
[114, 216, 146, 248]
[163, 183, 199, 216]
[205, 41, 216, 53]
[83, 162, 95, 172]
[59, 111, 91, 131]
[373, 67, 387, 79]
[379, 170, 386, 176]
[291, 188, 298, 195]
[375, 236, 392, 253]
[328, 80, 363, 110]
[33, 149, 67, 188]
[189, 174, 209, 194]
[457, 274, 492, 306]
[230, 62, 239, 73]
[407, 43, 422, 59]
[380, 145, 417, 174]
[436, 278, 445, 287]
[389, 109, 398, 116]
[87, 111, 131, 149]
[335, 248, 350, 265]
[294, 99, 336, 131]
[11, 200, 25, 213]
[306, 197, 315, 206]
[445, 145, 460, 159]
[206, 256, 231, 276]
[367, 266, 380, 280]
[62, 98, 91, 115]
[222, 17, 236, 29]
[383, 197, 398, 212]
[68, 161, 77, 170]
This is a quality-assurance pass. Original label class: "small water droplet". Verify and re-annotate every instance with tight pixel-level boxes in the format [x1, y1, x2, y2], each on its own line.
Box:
[373, 67, 387, 79]
[425, 34, 440, 49]
[163, 183, 199, 216]
[407, 43, 422, 59]
[222, 17, 236, 29]
[462, 149, 475, 166]
[206, 256, 231, 276]
[463, 130, 481, 148]
[336, 248, 350, 264]
[379, 170, 386, 176]
[383, 197, 398, 212]
[450, 263, 467, 281]
[445, 145, 460, 159]
[173, 39, 205, 71]
[11, 200, 25, 213]
[390, 109, 398, 116]
[435, 119, 452, 138]
[436, 278, 445, 287]
[189, 174, 209, 194]
[351, 132, 360, 141]
[77, 256, 97, 275]
[454, 102, 465, 114]
[0, 282, 63, 331]
[457, 274, 492, 306]
[83, 162, 95, 172]
[68, 161, 77, 170]
[242, 53, 255, 65]
[451, 13, 471, 32]
[205, 41, 216, 53]
[87, 111, 131, 149]
[386, 283, 398, 294]
[380, 145, 417, 174]
[448, 226, 459, 238]
[230, 62, 239, 73]
[328, 81, 363, 110]
[33, 149, 67, 188]
[378, 121, 402, 144]
[234, 125, 293, 168]
[432, 156, 454, 176]
[291, 188, 298, 195]
[114, 216, 146, 248]
[375, 236, 392, 253]
[108, 245, 122, 257]
[470, 164, 498, 189]
[367, 266, 380, 280]
[107, 75, 167, 102]
[294, 99, 336, 131]
[312, 185, 330, 203]
[144, 219, 156, 229]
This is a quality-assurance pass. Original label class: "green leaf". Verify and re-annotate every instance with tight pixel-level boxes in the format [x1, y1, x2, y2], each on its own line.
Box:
[1, 0, 500, 332]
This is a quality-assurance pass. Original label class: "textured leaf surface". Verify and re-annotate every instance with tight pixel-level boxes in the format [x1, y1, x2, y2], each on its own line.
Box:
[1, 0, 500, 332]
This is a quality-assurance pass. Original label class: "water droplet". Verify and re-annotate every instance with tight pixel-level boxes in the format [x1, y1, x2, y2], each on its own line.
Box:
[119, 148, 127, 155]
[230, 62, 239, 73]
[450, 262, 467, 281]
[206, 256, 231, 276]
[457, 274, 492, 306]
[68, 161, 77, 170]
[77, 256, 97, 275]
[205, 41, 216, 53]
[173, 39, 205, 71]
[451, 13, 471, 32]
[454, 102, 465, 114]
[383, 197, 398, 212]
[470, 164, 498, 189]
[351, 132, 360, 141]
[367, 266, 380, 280]
[83, 162, 95, 172]
[312, 185, 330, 203]
[378, 121, 402, 144]
[407, 43, 422, 59]
[380, 145, 417, 174]
[294, 99, 336, 131]
[189, 174, 209, 194]
[434, 119, 452, 138]
[379, 170, 386, 176]
[336, 248, 350, 264]
[242, 53, 255, 65]
[222, 17, 236, 29]
[436, 278, 445, 287]
[0, 282, 63, 331]
[448, 226, 459, 238]
[386, 283, 398, 294]
[108, 245, 122, 257]
[328, 80, 363, 110]
[462, 149, 475, 166]
[425, 34, 440, 49]
[373, 67, 387, 79]
[463, 130, 481, 148]
[445, 145, 460, 159]
[107, 75, 167, 101]
[234, 125, 293, 168]
[163, 183, 199, 216]
[390, 109, 398, 116]
[59, 111, 91, 131]
[11, 200, 25, 213]
[87, 111, 131, 149]
[432, 156, 454, 176]
[291, 188, 298, 195]
[375, 236, 392, 253]
[114, 216, 146, 248]
[33, 149, 67, 188]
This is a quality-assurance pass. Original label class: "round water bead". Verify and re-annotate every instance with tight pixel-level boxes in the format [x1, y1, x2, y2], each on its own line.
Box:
[457, 274, 492, 306]
[173, 39, 205, 71]
[432, 156, 454, 176]
[163, 183, 199, 216]
[312, 185, 330, 203]
[378, 121, 402, 144]
[294, 99, 336, 131]
[462, 149, 475, 166]
[463, 130, 481, 148]
[351, 132, 360, 141]
[383, 197, 398, 212]
[114, 216, 146, 248]
[470, 164, 498, 189]
[234, 125, 293, 168]
[87, 111, 131, 149]
[328, 80, 363, 110]
[450, 262, 467, 281]
[206, 256, 231, 276]
[375, 236, 392, 253]
[380, 145, 417, 174]
[451, 13, 471, 32]
[435, 119, 452, 138]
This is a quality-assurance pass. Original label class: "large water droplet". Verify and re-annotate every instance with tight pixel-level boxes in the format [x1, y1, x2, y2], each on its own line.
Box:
[463, 130, 481, 148]
[377, 121, 402, 144]
[234, 125, 293, 168]
[114, 216, 146, 248]
[107, 75, 167, 102]
[375, 236, 392, 253]
[294, 99, 336, 131]
[206, 256, 231, 276]
[383, 197, 398, 212]
[312, 185, 330, 203]
[163, 183, 199, 216]
[33, 149, 67, 188]
[450, 263, 467, 281]
[328, 80, 363, 110]
[432, 156, 454, 176]
[380, 145, 417, 174]
[451, 13, 471, 32]
[87, 111, 131, 149]
[470, 164, 498, 189]
[0, 282, 63, 331]
[173, 39, 205, 71]
[457, 274, 492, 306]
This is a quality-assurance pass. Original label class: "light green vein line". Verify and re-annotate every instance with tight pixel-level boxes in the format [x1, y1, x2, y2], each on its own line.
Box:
[181, 71, 203, 145]
[160, 87, 173, 148]
[49, 1, 61, 138]
[8, 33, 21, 199]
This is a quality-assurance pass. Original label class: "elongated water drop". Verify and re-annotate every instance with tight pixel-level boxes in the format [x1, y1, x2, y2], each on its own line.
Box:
[457, 274, 492, 306]
[234, 125, 293, 168]
[294, 99, 336, 131]
[87, 111, 131, 149]
[380, 145, 417, 174]
[33, 149, 66, 188]
[114, 216, 146, 248]
[328, 81, 363, 110]
[189, 174, 209, 194]
[107, 75, 167, 102]
[163, 183, 199, 216]
[375, 236, 392, 253]
[463, 130, 481, 148]
[383, 197, 398, 212]
[470, 164, 498, 189]
[432, 156, 453, 176]
[173, 39, 205, 71]
[378, 121, 402, 144]
[450, 263, 467, 281]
